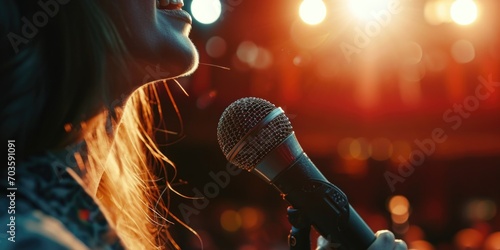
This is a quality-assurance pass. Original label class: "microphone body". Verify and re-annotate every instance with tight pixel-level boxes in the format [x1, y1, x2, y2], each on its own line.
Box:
[257, 133, 375, 249]
[217, 97, 376, 249]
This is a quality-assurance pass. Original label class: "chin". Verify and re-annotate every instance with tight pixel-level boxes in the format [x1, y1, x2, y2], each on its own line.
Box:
[155, 34, 200, 80]
[160, 49, 198, 80]
[134, 40, 199, 83]
[175, 41, 199, 78]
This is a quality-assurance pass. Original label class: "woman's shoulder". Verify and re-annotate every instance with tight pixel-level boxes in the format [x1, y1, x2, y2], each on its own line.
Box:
[0, 150, 123, 250]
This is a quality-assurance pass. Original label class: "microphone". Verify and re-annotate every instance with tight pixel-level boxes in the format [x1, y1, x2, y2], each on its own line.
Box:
[217, 97, 376, 250]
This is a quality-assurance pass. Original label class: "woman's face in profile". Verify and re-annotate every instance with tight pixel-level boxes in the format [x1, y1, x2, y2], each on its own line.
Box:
[106, 0, 199, 82]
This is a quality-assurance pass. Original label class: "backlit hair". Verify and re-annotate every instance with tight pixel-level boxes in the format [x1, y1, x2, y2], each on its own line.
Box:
[79, 82, 192, 249]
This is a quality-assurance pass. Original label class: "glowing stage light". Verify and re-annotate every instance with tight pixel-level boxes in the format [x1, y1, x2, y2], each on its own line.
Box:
[388, 195, 411, 227]
[388, 195, 410, 216]
[348, 0, 393, 20]
[450, 0, 478, 25]
[299, 0, 327, 25]
[424, 0, 453, 25]
[191, 0, 221, 24]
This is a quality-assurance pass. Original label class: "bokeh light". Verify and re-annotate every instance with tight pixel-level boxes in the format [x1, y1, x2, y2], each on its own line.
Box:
[406, 225, 425, 243]
[450, 0, 478, 25]
[191, 0, 221, 24]
[454, 228, 484, 249]
[237, 41, 258, 64]
[391, 211, 410, 224]
[388, 195, 411, 226]
[299, 0, 327, 25]
[369, 137, 393, 161]
[464, 199, 497, 222]
[220, 209, 242, 232]
[206, 36, 227, 58]
[391, 141, 413, 163]
[401, 42, 424, 65]
[451, 39, 476, 63]
[484, 232, 500, 250]
[239, 207, 264, 230]
[388, 195, 410, 216]
[250, 48, 273, 70]
[236, 41, 273, 69]
[350, 138, 370, 160]
[424, 0, 453, 25]
[292, 52, 312, 67]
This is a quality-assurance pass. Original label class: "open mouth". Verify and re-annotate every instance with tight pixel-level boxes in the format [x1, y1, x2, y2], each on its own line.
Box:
[157, 0, 184, 10]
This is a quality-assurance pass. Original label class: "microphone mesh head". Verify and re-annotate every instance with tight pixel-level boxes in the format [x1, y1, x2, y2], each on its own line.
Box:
[217, 97, 293, 171]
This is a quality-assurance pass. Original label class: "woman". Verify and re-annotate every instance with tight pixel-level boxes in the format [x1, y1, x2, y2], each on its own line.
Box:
[0, 0, 406, 249]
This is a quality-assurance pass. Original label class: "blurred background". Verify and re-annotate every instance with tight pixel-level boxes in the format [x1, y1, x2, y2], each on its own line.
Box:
[159, 0, 500, 249]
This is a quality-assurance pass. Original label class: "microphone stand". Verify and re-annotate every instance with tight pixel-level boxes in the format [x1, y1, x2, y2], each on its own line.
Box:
[287, 207, 312, 250]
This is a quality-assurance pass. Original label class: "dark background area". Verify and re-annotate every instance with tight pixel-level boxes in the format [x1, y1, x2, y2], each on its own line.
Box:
[158, 0, 500, 249]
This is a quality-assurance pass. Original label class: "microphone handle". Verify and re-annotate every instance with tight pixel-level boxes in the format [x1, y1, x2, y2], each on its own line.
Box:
[272, 153, 376, 250]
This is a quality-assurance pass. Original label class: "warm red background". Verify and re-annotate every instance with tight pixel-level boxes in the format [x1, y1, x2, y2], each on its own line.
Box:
[163, 1, 500, 249]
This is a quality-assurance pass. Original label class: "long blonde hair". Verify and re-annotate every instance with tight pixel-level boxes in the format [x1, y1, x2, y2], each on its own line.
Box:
[79, 82, 190, 249]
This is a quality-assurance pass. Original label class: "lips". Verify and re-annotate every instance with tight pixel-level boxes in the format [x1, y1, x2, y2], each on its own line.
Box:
[162, 9, 193, 24]
[157, 0, 185, 10]
[157, 0, 192, 24]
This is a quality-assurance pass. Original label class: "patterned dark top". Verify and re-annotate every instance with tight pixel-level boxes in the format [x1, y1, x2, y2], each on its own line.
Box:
[0, 143, 123, 249]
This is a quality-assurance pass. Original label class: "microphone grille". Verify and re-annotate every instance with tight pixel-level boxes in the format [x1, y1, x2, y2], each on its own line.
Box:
[217, 97, 293, 170]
